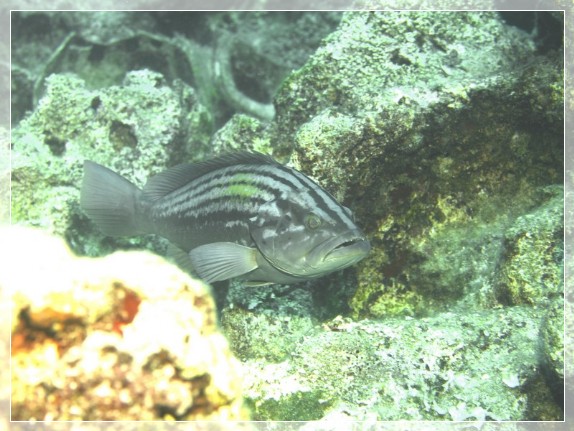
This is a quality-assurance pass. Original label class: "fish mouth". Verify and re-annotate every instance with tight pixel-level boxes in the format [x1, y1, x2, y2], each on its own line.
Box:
[324, 235, 371, 262]
[309, 229, 371, 272]
[257, 229, 370, 278]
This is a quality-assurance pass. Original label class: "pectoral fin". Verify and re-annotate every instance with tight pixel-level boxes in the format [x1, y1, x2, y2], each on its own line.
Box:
[188, 242, 258, 283]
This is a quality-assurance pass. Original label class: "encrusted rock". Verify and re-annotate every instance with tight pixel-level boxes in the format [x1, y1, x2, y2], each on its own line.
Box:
[2, 227, 246, 421]
[275, 11, 563, 319]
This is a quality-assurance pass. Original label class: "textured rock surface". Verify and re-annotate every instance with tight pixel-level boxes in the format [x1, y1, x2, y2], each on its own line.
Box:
[494, 187, 564, 306]
[539, 297, 565, 409]
[229, 11, 564, 421]
[8, 10, 566, 423]
[3, 227, 246, 421]
[273, 11, 563, 320]
[0, 127, 8, 224]
[238, 307, 560, 421]
[11, 69, 210, 259]
[11, 11, 340, 127]
[566, 175, 574, 421]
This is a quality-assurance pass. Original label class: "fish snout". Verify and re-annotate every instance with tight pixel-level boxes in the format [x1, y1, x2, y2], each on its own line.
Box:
[324, 234, 371, 263]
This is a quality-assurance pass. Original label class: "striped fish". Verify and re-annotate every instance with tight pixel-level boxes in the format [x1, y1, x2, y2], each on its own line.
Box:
[80, 152, 370, 285]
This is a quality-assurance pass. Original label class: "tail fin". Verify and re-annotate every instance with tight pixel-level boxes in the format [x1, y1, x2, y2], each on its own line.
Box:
[80, 161, 143, 236]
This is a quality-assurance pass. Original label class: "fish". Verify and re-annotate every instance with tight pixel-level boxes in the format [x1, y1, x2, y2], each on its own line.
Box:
[80, 152, 370, 285]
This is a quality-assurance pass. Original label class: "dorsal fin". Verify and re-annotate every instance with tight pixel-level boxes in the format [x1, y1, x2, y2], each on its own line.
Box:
[142, 151, 277, 202]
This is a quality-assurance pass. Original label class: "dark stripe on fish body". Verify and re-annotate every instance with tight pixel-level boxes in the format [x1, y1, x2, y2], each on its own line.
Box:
[151, 168, 295, 218]
[218, 164, 352, 230]
[183, 166, 298, 202]
[177, 208, 255, 228]
[270, 163, 346, 226]
[188, 177, 282, 205]
[151, 180, 278, 219]
[157, 168, 281, 206]
[290, 169, 340, 219]
[152, 194, 265, 220]
[148, 158, 355, 232]
[173, 166, 281, 195]
[286, 166, 356, 230]
[181, 196, 268, 219]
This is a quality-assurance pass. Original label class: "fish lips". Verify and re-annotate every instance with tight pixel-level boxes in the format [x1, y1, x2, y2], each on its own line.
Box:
[314, 230, 371, 270]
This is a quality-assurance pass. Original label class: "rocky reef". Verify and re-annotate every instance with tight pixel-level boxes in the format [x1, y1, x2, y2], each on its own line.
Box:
[3, 227, 246, 421]
[274, 11, 563, 319]
[8, 10, 565, 422]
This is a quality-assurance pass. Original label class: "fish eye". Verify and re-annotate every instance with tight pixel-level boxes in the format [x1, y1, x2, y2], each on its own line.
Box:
[305, 213, 322, 230]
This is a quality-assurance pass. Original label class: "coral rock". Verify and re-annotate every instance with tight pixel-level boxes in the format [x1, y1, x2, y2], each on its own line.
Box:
[2, 227, 246, 421]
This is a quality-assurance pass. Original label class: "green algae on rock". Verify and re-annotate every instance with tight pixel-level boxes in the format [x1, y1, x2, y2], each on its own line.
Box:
[274, 11, 563, 319]
[11, 70, 212, 258]
[2, 227, 246, 421]
[221, 307, 317, 363]
[210, 113, 273, 156]
[240, 307, 562, 421]
[538, 297, 565, 408]
[494, 186, 564, 306]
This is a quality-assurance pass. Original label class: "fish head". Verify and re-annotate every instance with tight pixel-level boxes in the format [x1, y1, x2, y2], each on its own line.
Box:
[249, 189, 370, 279]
